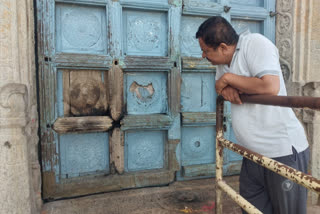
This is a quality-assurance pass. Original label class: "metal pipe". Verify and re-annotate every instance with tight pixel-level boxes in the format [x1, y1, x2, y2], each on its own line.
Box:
[240, 95, 320, 111]
[215, 96, 224, 214]
[217, 137, 320, 194]
[217, 181, 263, 214]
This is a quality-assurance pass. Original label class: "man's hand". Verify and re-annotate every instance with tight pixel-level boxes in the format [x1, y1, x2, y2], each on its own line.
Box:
[215, 73, 229, 95]
[220, 86, 242, 104]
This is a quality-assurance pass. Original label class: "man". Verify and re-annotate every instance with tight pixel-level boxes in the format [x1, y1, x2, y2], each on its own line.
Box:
[196, 16, 309, 214]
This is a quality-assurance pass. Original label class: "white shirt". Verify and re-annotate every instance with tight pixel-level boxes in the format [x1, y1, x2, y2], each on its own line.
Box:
[216, 31, 309, 158]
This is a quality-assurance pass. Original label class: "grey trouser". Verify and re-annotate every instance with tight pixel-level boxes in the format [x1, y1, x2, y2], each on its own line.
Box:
[240, 147, 310, 214]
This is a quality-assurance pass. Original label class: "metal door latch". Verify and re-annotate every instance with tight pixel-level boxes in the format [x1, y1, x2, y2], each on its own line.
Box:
[224, 6, 231, 13]
[269, 11, 278, 17]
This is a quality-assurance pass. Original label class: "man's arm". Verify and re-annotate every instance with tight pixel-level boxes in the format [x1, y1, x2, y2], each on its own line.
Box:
[216, 73, 280, 96]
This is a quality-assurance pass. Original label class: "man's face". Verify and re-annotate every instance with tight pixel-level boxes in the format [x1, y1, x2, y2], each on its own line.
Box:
[199, 38, 225, 65]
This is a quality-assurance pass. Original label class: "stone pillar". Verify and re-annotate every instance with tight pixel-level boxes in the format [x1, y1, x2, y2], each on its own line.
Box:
[277, 0, 320, 205]
[295, 0, 320, 205]
[0, 0, 41, 213]
[303, 83, 320, 205]
[276, 0, 302, 96]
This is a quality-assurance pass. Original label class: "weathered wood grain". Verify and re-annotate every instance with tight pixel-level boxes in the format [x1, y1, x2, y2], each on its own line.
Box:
[121, 56, 172, 71]
[168, 139, 180, 171]
[182, 57, 216, 72]
[134, 171, 175, 187]
[182, 112, 216, 126]
[120, 115, 173, 130]
[182, 164, 215, 178]
[110, 128, 124, 175]
[182, 0, 223, 16]
[62, 71, 70, 116]
[53, 116, 113, 134]
[109, 64, 123, 121]
[55, 53, 112, 68]
[43, 170, 174, 199]
[169, 67, 181, 115]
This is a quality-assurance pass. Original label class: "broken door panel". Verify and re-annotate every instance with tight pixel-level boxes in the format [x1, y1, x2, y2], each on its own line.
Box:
[125, 130, 166, 172]
[55, 3, 107, 54]
[59, 132, 109, 178]
[125, 72, 168, 114]
[122, 9, 168, 56]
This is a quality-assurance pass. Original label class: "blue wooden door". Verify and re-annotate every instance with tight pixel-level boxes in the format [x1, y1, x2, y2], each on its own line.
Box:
[37, 0, 276, 199]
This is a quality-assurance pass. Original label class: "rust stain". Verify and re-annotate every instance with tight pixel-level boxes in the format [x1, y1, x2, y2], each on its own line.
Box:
[215, 94, 320, 213]
[168, 139, 180, 145]
[219, 137, 320, 194]
[240, 95, 320, 111]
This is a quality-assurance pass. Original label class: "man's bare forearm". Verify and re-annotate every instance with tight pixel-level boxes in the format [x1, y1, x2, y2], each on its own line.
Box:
[217, 73, 280, 95]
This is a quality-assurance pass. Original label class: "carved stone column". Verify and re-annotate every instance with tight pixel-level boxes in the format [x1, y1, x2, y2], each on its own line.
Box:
[303, 83, 320, 205]
[298, 0, 320, 205]
[276, 0, 299, 96]
[277, 0, 320, 205]
[0, 0, 40, 213]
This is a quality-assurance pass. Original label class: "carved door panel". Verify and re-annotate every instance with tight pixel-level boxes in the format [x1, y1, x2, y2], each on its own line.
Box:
[37, 0, 276, 199]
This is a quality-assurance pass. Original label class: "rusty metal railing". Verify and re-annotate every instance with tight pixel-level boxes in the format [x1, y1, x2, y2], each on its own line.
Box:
[215, 95, 320, 214]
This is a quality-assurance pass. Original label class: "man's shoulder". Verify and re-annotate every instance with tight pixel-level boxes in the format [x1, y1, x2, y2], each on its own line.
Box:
[242, 33, 274, 46]
[239, 32, 277, 54]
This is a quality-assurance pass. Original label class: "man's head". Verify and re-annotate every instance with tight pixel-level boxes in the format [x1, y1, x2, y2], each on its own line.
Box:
[196, 16, 239, 65]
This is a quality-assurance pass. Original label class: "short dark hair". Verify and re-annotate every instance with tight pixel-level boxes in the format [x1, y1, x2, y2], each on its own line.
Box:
[196, 16, 239, 49]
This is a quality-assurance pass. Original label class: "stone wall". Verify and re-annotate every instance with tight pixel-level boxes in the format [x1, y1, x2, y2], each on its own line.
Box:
[0, 0, 41, 213]
[276, 0, 320, 205]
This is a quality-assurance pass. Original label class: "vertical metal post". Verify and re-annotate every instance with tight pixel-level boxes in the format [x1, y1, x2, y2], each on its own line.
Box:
[216, 96, 224, 214]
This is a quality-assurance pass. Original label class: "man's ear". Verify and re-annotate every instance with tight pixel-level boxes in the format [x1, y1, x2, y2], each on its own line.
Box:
[219, 43, 228, 52]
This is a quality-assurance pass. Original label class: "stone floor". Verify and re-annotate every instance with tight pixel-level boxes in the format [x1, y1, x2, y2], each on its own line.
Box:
[42, 176, 320, 214]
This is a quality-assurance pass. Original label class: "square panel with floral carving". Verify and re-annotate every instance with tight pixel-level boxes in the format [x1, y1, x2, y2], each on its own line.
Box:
[55, 3, 107, 54]
[122, 9, 168, 56]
